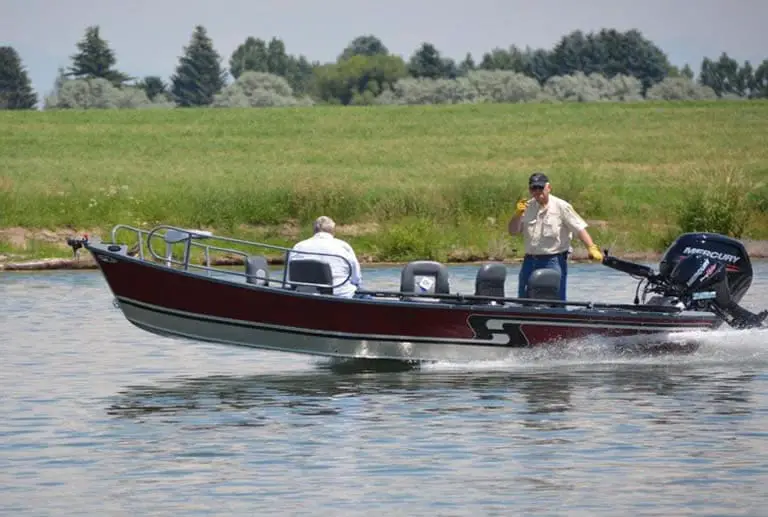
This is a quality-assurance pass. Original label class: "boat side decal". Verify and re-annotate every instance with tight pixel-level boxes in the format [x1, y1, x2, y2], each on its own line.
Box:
[467, 315, 531, 347]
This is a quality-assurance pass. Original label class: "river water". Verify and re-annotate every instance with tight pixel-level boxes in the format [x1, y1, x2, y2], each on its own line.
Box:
[2, 262, 768, 516]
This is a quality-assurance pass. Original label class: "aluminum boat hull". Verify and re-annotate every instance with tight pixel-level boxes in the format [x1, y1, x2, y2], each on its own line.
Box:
[86, 242, 720, 362]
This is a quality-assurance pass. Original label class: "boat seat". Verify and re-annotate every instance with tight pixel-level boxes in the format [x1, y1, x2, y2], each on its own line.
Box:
[287, 259, 334, 295]
[475, 263, 507, 299]
[525, 268, 561, 306]
[162, 228, 213, 267]
[400, 260, 450, 296]
[245, 255, 270, 286]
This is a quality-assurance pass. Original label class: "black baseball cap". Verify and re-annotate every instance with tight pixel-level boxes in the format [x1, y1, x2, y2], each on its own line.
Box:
[529, 172, 549, 188]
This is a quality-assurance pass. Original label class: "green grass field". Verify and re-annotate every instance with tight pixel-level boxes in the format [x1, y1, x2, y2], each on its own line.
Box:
[1, 101, 767, 262]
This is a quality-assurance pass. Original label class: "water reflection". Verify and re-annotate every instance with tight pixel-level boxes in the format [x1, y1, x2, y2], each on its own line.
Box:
[107, 364, 757, 425]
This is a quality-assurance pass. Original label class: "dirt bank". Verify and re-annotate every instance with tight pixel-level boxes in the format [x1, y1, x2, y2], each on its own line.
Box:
[2, 227, 768, 271]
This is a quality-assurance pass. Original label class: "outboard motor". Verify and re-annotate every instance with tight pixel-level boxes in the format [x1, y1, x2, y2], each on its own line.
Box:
[602, 232, 766, 328]
[659, 232, 752, 304]
[667, 253, 766, 329]
[475, 263, 507, 298]
[526, 268, 561, 301]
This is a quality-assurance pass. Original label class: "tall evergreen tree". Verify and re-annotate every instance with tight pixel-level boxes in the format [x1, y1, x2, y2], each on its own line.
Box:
[170, 25, 227, 107]
[67, 26, 130, 86]
[0, 46, 37, 109]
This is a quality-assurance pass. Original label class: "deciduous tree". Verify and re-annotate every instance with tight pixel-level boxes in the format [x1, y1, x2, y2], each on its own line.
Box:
[229, 37, 269, 79]
[408, 43, 456, 79]
[136, 76, 168, 101]
[551, 29, 670, 91]
[699, 53, 742, 97]
[312, 54, 407, 105]
[339, 35, 389, 61]
[752, 59, 768, 99]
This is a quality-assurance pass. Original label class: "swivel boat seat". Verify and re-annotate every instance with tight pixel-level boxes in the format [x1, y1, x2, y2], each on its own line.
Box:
[245, 255, 270, 286]
[287, 259, 334, 295]
[474, 263, 507, 301]
[525, 268, 562, 304]
[400, 260, 451, 300]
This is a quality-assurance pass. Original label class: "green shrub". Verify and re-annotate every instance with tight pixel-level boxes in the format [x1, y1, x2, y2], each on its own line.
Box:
[375, 218, 447, 262]
[676, 167, 754, 237]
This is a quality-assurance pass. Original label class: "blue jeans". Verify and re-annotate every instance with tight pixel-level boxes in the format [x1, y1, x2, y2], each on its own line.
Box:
[518, 252, 568, 300]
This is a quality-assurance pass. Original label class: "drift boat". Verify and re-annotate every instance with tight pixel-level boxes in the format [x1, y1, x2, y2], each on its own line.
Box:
[78, 225, 766, 362]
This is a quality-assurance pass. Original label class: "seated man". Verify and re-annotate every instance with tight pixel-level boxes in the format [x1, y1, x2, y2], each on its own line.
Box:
[288, 216, 362, 298]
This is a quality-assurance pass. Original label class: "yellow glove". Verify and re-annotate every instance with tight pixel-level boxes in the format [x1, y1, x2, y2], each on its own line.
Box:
[515, 199, 529, 217]
[587, 244, 604, 261]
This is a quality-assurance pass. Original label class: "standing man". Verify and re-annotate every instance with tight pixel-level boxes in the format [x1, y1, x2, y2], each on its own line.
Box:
[508, 172, 603, 300]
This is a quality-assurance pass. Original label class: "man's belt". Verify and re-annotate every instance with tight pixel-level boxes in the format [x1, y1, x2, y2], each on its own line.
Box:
[524, 251, 568, 259]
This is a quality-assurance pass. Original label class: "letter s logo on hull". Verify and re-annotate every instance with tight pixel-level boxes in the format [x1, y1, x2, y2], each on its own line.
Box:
[467, 315, 531, 347]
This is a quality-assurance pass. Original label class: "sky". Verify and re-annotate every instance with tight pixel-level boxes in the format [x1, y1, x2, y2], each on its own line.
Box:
[3, 0, 767, 98]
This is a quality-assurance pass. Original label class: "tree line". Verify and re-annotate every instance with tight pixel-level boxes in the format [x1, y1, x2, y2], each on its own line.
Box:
[1, 24, 767, 110]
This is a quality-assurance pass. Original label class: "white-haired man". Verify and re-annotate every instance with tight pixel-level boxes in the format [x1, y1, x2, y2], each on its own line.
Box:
[289, 216, 362, 298]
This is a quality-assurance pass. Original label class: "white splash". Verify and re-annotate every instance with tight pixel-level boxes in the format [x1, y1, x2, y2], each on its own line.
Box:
[421, 327, 768, 372]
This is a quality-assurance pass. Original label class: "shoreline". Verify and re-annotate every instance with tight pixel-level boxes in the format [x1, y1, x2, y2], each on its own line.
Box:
[3, 242, 768, 272]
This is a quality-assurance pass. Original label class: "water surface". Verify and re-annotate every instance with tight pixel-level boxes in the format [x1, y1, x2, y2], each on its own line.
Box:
[2, 262, 768, 516]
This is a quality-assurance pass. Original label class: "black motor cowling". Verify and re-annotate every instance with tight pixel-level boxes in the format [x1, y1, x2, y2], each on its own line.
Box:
[659, 233, 752, 304]
[668, 253, 767, 329]
[668, 254, 729, 303]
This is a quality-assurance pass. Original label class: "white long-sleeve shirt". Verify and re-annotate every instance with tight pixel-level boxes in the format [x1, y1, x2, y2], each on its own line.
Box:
[288, 232, 362, 297]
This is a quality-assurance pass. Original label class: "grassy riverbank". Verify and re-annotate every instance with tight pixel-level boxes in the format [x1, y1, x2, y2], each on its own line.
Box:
[1, 101, 767, 264]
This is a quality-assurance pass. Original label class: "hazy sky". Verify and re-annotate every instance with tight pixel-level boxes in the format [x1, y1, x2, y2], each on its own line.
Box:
[3, 0, 767, 97]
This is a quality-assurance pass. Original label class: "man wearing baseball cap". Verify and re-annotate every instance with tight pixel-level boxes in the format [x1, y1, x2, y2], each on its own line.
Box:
[508, 172, 603, 300]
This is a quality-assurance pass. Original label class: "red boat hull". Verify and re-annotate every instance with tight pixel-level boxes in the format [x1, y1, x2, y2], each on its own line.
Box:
[87, 244, 719, 361]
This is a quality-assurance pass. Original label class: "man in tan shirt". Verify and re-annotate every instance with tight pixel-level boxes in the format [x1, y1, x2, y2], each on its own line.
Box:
[508, 172, 604, 300]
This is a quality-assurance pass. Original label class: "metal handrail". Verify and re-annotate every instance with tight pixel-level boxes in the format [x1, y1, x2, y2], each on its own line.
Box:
[110, 224, 150, 259]
[103, 225, 692, 313]
[108, 224, 353, 290]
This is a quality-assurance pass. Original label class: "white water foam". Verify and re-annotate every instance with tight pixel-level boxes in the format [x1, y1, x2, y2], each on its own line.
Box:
[312, 327, 768, 374]
[420, 327, 768, 372]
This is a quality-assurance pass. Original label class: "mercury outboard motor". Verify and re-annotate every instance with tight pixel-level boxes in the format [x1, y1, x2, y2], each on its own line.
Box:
[602, 232, 766, 329]
[659, 232, 752, 304]
[667, 254, 766, 329]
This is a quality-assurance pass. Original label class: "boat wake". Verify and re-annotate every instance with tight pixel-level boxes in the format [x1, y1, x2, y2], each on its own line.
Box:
[316, 327, 768, 374]
[425, 327, 768, 371]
